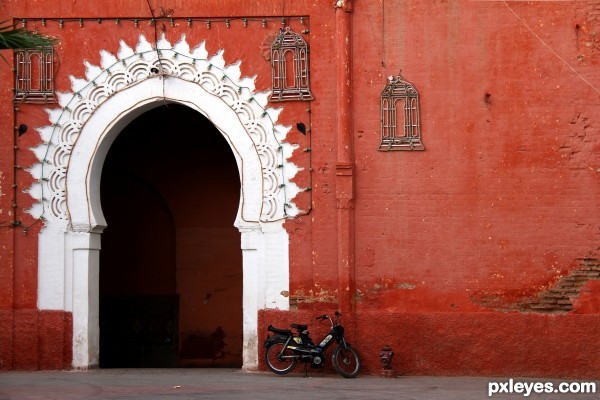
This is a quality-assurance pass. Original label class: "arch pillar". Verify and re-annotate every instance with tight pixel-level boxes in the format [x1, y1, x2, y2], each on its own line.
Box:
[67, 231, 102, 369]
[238, 221, 289, 369]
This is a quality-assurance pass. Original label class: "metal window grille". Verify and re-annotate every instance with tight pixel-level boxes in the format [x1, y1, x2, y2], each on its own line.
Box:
[269, 27, 313, 102]
[14, 47, 56, 104]
[379, 75, 424, 151]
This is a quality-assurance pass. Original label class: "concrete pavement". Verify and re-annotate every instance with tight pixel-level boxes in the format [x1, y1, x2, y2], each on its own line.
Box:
[0, 368, 597, 400]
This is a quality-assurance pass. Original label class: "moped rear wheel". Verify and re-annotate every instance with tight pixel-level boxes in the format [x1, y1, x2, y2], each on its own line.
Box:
[265, 342, 297, 374]
[332, 344, 361, 378]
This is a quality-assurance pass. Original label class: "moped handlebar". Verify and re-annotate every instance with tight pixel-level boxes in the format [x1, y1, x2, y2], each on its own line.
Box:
[316, 311, 342, 321]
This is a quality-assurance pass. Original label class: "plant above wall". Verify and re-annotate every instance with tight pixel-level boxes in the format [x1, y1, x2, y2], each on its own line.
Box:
[0, 20, 57, 64]
[0, 20, 57, 49]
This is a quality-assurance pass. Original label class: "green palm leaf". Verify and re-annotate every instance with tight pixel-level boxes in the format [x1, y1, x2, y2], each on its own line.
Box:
[0, 20, 58, 50]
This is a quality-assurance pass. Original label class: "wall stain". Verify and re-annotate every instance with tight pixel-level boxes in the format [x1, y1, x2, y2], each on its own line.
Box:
[355, 279, 418, 306]
[289, 288, 337, 306]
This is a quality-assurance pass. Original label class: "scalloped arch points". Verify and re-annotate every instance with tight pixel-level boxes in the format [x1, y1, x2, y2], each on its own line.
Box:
[26, 34, 300, 226]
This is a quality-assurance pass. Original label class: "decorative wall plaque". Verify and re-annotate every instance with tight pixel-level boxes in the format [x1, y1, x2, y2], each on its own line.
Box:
[14, 47, 56, 103]
[379, 75, 423, 151]
[269, 27, 313, 102]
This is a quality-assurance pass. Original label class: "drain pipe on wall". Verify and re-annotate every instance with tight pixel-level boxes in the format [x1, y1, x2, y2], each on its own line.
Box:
[334, 0, 355, 313]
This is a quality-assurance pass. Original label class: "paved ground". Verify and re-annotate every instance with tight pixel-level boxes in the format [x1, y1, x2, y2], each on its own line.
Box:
[0, 368, 598, 400]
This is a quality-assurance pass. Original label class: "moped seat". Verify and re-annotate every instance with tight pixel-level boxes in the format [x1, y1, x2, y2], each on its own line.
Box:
[291, 324, 308, 331]
[267, 324, 292, 335]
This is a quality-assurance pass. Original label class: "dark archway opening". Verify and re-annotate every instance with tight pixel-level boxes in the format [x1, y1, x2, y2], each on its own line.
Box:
[99, 104, 243, 368]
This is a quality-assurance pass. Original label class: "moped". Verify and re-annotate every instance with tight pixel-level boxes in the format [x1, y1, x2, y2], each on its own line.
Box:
[264, 311, 361, 378]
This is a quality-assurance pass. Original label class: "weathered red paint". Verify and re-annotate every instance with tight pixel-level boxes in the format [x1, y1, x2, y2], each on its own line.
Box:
[1, 0, 600, 376]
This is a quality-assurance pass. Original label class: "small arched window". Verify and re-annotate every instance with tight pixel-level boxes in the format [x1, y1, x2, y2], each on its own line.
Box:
[269, 27, 313, 102]
[379, 75, 423, 151]
[14, 47, 56, 104]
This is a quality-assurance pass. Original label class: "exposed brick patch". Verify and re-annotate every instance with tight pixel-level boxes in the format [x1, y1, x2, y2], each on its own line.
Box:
[576, 1, 600, 63]
[517, 258, 600, 313]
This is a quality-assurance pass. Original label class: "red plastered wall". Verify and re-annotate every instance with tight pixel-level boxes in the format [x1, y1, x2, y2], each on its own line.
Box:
[1, 0, 600, 375]
[351, 1, 600, 312]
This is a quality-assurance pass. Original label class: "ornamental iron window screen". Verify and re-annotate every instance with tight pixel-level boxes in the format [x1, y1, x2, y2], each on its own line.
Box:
[14, 47, 56, 104]
[379, 75, 424, 151]
[269, 27, 313, 102]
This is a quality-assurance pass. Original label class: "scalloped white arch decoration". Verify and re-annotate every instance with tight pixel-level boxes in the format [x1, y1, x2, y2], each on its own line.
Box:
[29, 34, 295, 370]
[27, 34, 300, 224]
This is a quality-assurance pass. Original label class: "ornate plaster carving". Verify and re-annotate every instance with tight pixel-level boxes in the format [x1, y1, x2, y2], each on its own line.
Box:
[26, 34, 299, 226]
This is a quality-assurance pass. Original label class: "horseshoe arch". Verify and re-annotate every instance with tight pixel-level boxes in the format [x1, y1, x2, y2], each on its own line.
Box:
[27, 34, 297, 369]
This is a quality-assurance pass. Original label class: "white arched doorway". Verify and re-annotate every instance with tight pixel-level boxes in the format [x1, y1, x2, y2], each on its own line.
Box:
[27, 34, 298, 369]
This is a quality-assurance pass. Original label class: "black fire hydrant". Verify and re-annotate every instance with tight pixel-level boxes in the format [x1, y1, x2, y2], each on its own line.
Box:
[379, 345, 396, 377]
[380, 345, 394, 369]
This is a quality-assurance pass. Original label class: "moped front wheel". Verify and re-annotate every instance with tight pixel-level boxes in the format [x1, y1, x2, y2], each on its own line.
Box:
[332, 344, 361, 378]
[265, 342, 297, 374]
